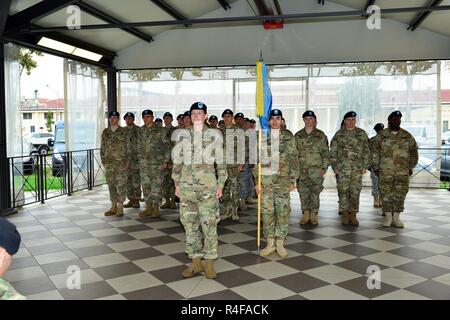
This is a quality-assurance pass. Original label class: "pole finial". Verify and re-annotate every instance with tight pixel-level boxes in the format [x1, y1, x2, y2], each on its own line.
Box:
[259, 50, 263, 62]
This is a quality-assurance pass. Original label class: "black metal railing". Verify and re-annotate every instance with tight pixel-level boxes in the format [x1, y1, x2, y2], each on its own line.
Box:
[9, 148, 106, 208]
[410, 147, 450, 189]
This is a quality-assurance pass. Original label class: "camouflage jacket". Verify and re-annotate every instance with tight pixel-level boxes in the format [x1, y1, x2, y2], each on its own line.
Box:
[172, 126, 228, 189]
[294, 128, 330, 173]
[255, 129, 299, 185]
[0, 278, 26, 300]
[371, 128, 419, 176]
[125, 124, 140, 169]
[330, 127, 371, 172]
[138, 124, 171, 165]
[220, 124, 245, 172]
[100, 126, 131, 165]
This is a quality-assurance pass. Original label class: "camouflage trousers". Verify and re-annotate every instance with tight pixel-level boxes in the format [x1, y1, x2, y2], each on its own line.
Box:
[223, 167, 240, 208]
[162, 167, 175, 200]
[261, 176, 291, 240]
[179, 182, 220, 260]
[140, 163, 163, 205]
[0, 279, 26, 300]
[379, 174, 410, 213]
[370, 170, 381, 197]
[297, 168, 324, 212]
[105, 163, 127, 203]
[126, 166, 141, 200]
[240, 164, 255, 199]
[336, 169, 363, 214]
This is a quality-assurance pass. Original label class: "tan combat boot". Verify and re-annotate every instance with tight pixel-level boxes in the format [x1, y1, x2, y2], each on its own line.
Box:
[160, 198, 171, 209]
[182, 257, 204, 278]
[116, 202, 124, 217]
[383, 212, 392, 227]
[300, 210, 310, 226]
[276, 239, 288, 258]
[239, 199, 247, 211]
[231, 207, 239, 221]
[152, 203, 160, 217]
[138, 202, 152, 218]
[246, 197, 257, 205]
[169, 197, 177, 209]
[203, 259, 217, 279]
[392, 212, 404, 228]
[310, 209, 319, 226]
[349, 212, 359, 226]
[123, 199, 133, 208]
[104, 202, 117, 216]
[341, 211, 351, 226]
[260, 238, 276, 257]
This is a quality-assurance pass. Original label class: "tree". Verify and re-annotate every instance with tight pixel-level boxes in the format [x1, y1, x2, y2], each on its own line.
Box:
[45, 112, 54, 132]
[127, 70, 161, 81]
[19, 48, 44, 76]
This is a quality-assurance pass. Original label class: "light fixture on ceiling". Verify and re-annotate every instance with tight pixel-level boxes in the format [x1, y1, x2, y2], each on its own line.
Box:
[37, 37, 103, 62]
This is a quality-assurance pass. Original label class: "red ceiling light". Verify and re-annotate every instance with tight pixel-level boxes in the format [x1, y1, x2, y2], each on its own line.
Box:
[263, 20, 284, 29]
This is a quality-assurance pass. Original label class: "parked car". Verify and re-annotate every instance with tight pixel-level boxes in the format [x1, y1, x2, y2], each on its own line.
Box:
[23, 132, 54, 155]
[441, 131, 450, 145]
[440, 144, 450, 181]
[49, 122, 65, 177]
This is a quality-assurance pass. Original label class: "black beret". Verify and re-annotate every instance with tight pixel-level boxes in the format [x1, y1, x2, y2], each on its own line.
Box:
[244, 118, 250, 122]
[219, 120, 225, 124]
[177, 114, 184, 120]
[155, 118, 163, 123]
[142, 109, 153, 117]
[209, 115, 218, 121]
[344, 111, 357, 120]
[374, 123, 385, 131]
[388, 110, 402, 121]
[250, 119, 256, 124]
[302, 110, 316, 119]
[123, 112, 135, 119]
[190, 102, 207, 113]
[183, 111, 191, 117]
[0, 217, 21, 255]
[222, 109, 233, 117]
[270, 109, 283, 118]
[108, 111, 120, 118]
[234, 112, 244, 119]
[163, 112, 173, 119]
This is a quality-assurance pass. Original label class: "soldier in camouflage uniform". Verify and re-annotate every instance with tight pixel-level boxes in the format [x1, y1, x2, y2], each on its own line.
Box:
[177, 114, 184, 128]
[372, 111, 418, 228]
[123, 112, 141, 209]
[295, 111, 329, 226]
[101, 111, 131, 217]
[330, 111, 370, 226]
[183, 111, 192, 129]
[256, 109, 299, 258]
[161, 112, 177, 210]
[208, 115, 218, 129]
[173, 102, 228, 279]
[220, 109, 244, 221]
[369, 123, 385, 209]
[138, 109, 171, 218]
[0, 218, 26, 300]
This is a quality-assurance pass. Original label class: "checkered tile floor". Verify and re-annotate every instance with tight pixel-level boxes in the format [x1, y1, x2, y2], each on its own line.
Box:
[4, 186, 450, 300]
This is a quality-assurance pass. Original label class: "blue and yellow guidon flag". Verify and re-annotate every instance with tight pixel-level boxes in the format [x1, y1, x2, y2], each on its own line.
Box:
[255, 61, 272, 131]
